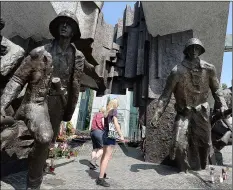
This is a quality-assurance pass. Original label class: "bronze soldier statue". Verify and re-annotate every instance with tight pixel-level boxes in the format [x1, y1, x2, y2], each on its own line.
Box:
[151, 38, 228, 172]
[0, 10, 84, 189]
[46, 10, 84, 143]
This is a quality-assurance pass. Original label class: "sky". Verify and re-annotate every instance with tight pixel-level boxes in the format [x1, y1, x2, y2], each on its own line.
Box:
[221, 2, 232, 87]
[102, 1, 232, 87]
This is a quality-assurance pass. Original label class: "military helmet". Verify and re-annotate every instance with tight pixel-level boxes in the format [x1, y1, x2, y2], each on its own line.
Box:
[183, 38, 205, 56]
[49, 10, 81, 42]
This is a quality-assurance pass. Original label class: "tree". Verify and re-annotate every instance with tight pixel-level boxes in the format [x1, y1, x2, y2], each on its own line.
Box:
[222, 83, 228, 90]
[106, 96, 111, 107]
[85, 89, 94, 130]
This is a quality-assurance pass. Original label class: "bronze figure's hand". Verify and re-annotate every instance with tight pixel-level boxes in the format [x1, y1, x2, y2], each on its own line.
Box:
[220, 107, 227, 117]
[0, 108, 15, 126]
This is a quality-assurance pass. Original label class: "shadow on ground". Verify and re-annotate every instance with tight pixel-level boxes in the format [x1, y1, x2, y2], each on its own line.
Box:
[79, 159, 99, 180]
[85, 169, 99, 179]
[55, 159, 75, 168]
[79, 159, 91, 167]
[43, 159, 75, 176]
[130, 163, 180, 176]
[1, 171, 27, 190]
[117, 143, 144, 161]
[188, 170, 213, 188]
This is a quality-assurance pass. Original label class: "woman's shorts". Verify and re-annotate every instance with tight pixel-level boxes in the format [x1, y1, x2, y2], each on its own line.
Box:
[90, 130, 104, 149]
[103, 131, 116, 146]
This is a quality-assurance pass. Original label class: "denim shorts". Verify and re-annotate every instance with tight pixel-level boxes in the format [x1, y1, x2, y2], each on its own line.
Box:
[90, 130, 104, 149]
[103, 131, 116, 146]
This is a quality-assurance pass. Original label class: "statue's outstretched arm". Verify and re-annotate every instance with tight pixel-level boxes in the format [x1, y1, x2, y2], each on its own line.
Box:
[151, 67, 178, 126]
[209, 65, 228, 111]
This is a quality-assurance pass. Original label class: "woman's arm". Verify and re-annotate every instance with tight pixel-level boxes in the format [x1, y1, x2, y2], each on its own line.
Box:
[102, 117, 104, 128]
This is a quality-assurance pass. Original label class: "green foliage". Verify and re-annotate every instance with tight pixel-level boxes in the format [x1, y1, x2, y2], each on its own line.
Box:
[49, 146, 78, 159]
[106, 96, 111, 107]
[66, 121, 73, 136]
[85, 89, 94, 130]
[222, 83, 228, 90]
[88, 89, 94, 115]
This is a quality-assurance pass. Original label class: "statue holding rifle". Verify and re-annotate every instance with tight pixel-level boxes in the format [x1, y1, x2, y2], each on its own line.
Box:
[151, 38, 228, 172]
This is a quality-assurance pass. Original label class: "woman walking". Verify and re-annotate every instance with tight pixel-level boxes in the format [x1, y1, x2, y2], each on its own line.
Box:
[89, 107, 106, 170]
[96, 99, 125, 187]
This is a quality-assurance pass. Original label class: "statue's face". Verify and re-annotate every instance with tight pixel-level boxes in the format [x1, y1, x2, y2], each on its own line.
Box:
[58, 19, 74, 39]
[186, 45, 201, 59]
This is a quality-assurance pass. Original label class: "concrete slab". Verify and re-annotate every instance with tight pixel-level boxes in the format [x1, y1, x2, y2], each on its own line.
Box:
[142, 2, 229, 78]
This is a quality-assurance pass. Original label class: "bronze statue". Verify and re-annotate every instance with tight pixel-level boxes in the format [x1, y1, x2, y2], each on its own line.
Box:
[46, 10, 84, 143]
[0, 10, 84, 189]
[151, 38, 228, 172]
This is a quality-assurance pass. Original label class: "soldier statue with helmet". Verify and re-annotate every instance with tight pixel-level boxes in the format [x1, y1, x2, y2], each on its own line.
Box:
[0, 10, 84, 189]
[151, 38, 228, 172]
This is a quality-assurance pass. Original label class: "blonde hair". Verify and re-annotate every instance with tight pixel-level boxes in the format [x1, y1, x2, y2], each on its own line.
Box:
[106, 99, 119, 115]
[99, 106, 106, 114]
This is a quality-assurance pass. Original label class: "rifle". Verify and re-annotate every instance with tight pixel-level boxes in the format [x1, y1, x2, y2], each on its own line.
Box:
[211, 108, 232, 126]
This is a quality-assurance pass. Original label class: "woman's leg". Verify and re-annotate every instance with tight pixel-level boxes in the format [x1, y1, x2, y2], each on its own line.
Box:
[96, 148, 103, 160]
[90, 130, 98, 167]
[91, 130, 104, 165]
[91, 149, 97, 159]
[100, 146, 106, 167]
[99, 145, 114, 178]
[91, 148, 103, 167]
[90, 149, 98, 165]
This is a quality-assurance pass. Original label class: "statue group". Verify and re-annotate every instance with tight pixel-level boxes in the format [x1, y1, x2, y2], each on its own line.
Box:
[0, 10, 231, 190]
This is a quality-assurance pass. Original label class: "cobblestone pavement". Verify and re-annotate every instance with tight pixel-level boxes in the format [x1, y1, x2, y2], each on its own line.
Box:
[1, 142, 232, 189]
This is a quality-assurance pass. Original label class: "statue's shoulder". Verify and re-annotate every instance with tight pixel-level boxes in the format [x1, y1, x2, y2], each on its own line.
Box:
[169, 65, 181, 79]
[31, 44, 51, 53]
[70, 45, 85, 71]
[70, 44, 84, 59]
[29, 45, 52, 58]
[30, 46, 46, 54]
[200, 59, 215, 71]
[172, 64, 184, 75]
[26, 46, 52, 68]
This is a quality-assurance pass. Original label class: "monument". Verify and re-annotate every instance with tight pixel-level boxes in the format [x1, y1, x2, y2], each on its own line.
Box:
[0, 1, 231, 186]
[0, 10, 86, 189]
[150, 38, 229, 172]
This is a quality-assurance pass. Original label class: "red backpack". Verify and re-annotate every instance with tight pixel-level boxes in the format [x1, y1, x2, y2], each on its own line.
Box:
[91, 113, 104, 130]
